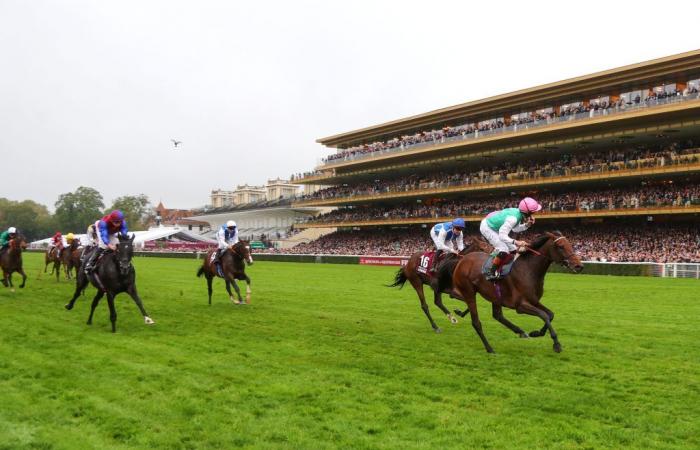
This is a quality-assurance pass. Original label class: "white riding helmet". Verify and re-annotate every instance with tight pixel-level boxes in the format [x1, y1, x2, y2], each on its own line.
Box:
[7, 227, 16, 234]
[226, 220, 237, 228]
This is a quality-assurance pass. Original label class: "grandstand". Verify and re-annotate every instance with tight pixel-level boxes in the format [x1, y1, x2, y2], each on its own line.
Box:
[288, 50, 700, 263]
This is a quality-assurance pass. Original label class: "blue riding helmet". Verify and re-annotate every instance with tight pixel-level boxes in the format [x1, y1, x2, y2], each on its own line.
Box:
[452, 218, 466, 229]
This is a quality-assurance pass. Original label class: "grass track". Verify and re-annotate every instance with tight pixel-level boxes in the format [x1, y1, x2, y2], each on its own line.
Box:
[1, 253, 699, 449]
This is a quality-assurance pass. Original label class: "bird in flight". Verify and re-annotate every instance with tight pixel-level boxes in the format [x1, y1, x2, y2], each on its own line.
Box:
[171, 139, 182, 148]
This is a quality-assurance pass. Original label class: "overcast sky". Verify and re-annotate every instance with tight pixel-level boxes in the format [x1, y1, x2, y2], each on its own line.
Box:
[1, 0, 698, 210]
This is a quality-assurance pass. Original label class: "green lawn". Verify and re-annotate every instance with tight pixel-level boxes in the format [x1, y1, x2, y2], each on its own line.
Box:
[0, 253, 698, 449]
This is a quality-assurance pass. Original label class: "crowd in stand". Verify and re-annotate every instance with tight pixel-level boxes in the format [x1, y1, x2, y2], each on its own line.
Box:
[260, 224, 700, 263]
[300, 183, 700, 225]
[301, 142, 699, 202]
[321, 82, 700, 165]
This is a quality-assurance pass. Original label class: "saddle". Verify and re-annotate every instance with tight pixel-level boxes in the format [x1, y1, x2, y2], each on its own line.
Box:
[482, 253, 518, 280]
[416, 251, 437, 275]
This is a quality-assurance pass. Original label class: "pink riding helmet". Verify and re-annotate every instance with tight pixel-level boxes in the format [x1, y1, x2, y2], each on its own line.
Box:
[518, 197, 543, 214]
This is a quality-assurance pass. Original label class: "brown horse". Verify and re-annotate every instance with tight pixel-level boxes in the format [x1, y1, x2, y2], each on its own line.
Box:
[197, 240, 253, 305]
[451, 231, 583, 353]
[1, 236, 28, 291]
[44, 245, 62, 281]
[62, 239, 82, 279]
[389, 237, 490, 333]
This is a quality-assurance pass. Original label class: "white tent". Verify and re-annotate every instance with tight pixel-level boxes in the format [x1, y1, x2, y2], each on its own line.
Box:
[29, 226, 216, 249]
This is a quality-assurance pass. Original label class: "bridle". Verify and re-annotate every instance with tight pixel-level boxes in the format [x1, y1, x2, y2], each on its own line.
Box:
[552, 236, 578, 268]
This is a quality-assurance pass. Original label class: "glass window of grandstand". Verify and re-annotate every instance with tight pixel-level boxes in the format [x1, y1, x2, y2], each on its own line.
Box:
[477, 118, 503, 130]
[510, 112, 533, 124]
[686, 79, 699, 94]
[535, 107, 554, 118]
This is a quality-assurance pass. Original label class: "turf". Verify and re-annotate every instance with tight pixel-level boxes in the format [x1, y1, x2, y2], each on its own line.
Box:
[0, 253, 698, 449]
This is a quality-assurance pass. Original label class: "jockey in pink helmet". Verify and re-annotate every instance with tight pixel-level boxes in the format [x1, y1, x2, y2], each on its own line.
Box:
[480, 197, 542, 279]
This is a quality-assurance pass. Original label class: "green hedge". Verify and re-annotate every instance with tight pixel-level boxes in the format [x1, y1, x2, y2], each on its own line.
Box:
[549, 262, 655, 276]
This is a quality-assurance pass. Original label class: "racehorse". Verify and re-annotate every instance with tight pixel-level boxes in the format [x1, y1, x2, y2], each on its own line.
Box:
[451, 231, 583, 353]
[62, 239, 83, 280]
[62, 239, 82, 280]
[65, 233, 154, 332]
[389, 237, 490, 333]
[1, 235, 27, 291]
[44, 245, 62, 281]
[197, 240, 254, 305]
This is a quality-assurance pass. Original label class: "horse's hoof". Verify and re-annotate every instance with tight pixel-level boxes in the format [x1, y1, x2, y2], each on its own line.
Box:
[65, 303, 73, 311]
[245, 295, 251, 303]
[519, 332, 529, 338]
[86, 321, 92, 325]
[448, 315, 458, 324]
[144, 316, 155, 325]
[553, 343, 562, 353]
[434, 327, 442, 334]
[529, 330, 543, 338]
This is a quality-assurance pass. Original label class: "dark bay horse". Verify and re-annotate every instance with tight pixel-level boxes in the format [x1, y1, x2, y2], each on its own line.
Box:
[44, 245, 62, 281]
[1, 236, 28, 291]
[62, 239, 82, 280]
[197, 241, 253, 305]
[451, 231, 583, 353]
[389, 237, 490, 333]
[65, 233, 154, 332]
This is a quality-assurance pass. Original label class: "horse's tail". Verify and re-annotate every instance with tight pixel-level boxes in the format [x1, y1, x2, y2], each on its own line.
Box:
[387, 268, 407, 289]
[196, 265, 205, 278]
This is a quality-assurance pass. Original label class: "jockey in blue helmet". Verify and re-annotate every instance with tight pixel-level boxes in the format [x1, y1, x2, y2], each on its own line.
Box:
[430, 218, 466, 269]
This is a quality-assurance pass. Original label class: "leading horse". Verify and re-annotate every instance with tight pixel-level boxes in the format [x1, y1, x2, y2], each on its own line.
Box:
[451, 231, 583, 353]
[1, 235, 28, 291]
[65, 233, 154, 332]
[389, 237, 490, 332]
[197, 240, 254, 305]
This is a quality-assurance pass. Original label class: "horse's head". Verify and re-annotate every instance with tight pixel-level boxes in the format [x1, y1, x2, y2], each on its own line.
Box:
[10, 235, 27, 252]
[116, 233, 135, 277]
[467, 237, 491, 254]
[535, 231, 583, 273]
[231, 240, 254, 265]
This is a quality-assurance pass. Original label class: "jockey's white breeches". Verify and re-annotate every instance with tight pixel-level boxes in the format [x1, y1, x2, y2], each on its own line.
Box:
[480, 219, 516, 253]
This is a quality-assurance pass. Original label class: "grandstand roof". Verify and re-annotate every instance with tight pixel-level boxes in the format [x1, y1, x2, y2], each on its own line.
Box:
[317, 49, 700, 148]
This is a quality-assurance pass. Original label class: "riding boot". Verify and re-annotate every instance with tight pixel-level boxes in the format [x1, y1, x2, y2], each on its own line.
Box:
[214, 249, 224, 276]
[84, 248, 104, 274]
[486, 251, 508, 280]
[430, 250, 443, 275]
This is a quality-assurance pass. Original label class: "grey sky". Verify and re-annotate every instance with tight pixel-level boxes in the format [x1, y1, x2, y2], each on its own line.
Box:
[1, 0, 698, 210]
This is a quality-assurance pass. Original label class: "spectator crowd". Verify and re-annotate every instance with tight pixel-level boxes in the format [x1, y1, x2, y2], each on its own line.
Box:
[260, 224, 700, 263]
[301, 142, 699, 202]
[320, 83, 700, 165]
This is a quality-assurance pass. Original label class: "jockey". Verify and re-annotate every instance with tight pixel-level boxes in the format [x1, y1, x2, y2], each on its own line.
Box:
[480, 197, 542, 279]
[47, 231, 64, 257]
[65, 232, 75, 247]
[84, 210, 128, 273]
[0, 226, 18, 254]
[430, 218, 466, 270]
[214, 220, 239, 265]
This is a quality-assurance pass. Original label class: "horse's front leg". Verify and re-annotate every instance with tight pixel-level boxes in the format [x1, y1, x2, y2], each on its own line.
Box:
[6, 273, 13, 291]
[106, 293, 118, 333]
[492, 303, 528, 338]
[432, 286, 458, 324]
[244, 275, 252, 304]
[528, 302, 554, 338]
[87, 291, 104, 325]
[516, 301, 561, 353]
[230, 278, 243, 304]
[224, 279, 238, 304]
[18, 268, 27, 288]
[126, 284, 154, 325]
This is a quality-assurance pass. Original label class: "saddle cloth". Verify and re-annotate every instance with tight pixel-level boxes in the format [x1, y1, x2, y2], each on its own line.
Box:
[416, 251, 436, 275]
[482, 254, 517, 279]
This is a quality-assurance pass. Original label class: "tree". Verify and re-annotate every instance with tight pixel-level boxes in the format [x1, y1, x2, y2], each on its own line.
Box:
[54, 187, 105, 232]
[0, 198, 55, 241]
[108, 194, 152, 230]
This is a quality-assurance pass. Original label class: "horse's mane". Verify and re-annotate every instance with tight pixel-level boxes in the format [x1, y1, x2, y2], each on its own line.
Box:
[527, 231, 564, 252]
